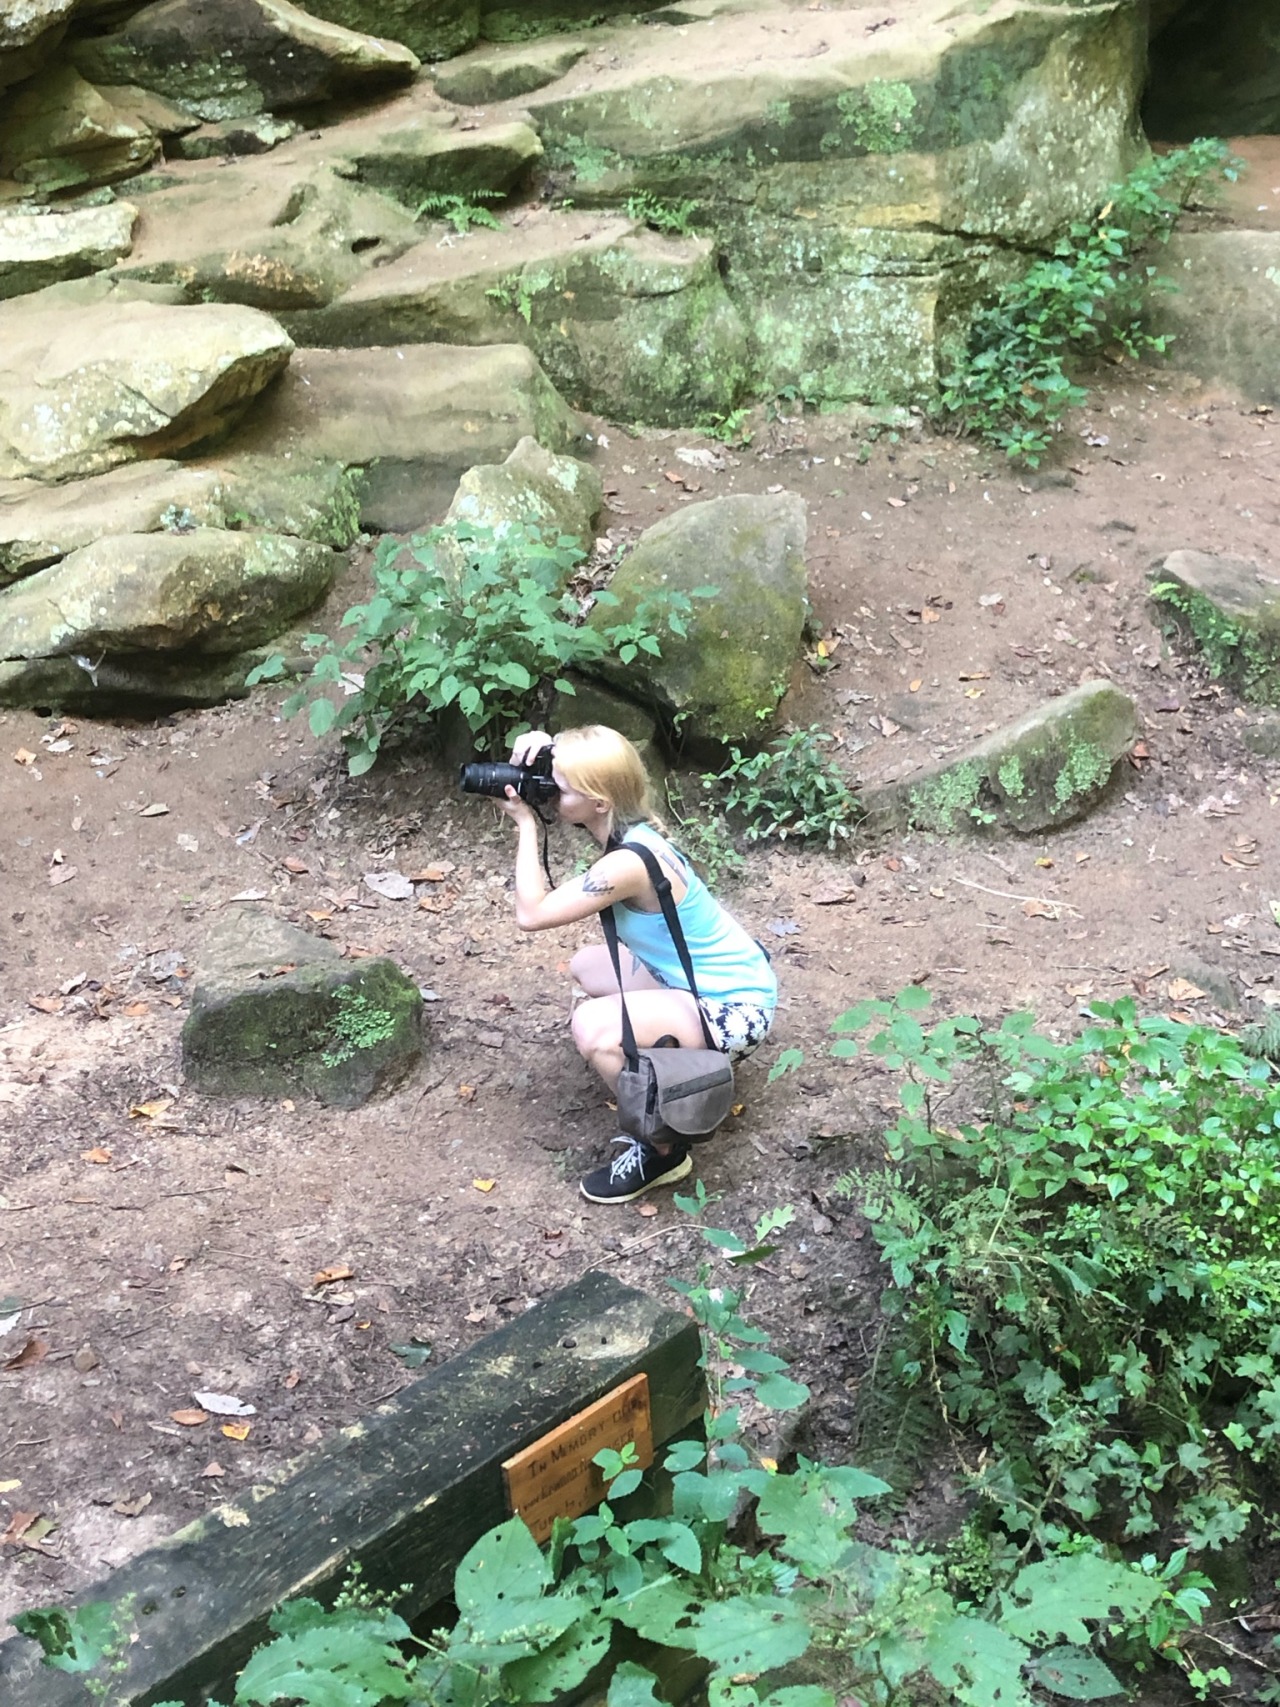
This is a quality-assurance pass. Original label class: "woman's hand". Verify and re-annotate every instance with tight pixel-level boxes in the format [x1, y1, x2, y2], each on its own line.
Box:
[498, 784, 537, 828]
[510, 730, 553, 768]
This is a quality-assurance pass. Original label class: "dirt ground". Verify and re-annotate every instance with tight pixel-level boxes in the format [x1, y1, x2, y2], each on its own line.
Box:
[4, 317, 1280, 1644]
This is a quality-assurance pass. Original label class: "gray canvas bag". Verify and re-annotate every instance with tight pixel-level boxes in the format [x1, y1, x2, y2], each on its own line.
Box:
[601, 839, 734, 1145]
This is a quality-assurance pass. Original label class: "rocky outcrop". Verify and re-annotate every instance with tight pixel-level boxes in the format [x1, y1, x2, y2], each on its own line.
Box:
[433, 37, 587, 105]
[291, 208, 748, 424]
[0, 0, 76, 91]
[0, 64, 160, 192]
[299, 0, 478, 62]
[0, 454, 360, 584]
[445, 435, 603, 558]
[480, 0, 669, 40]
[0, 201, 137, 301]
[228, 343, 584, 531]
[182, 906, 422, 1107]
[1151, 549, 1280, 706]
[1150, 232, 1280, 409]
[68, 0, 420, 121]
[114, 160, 423, 310]
[863, 681, 1139, 835]
[584, 491, 808, 745]
[0, 280, 294, 482]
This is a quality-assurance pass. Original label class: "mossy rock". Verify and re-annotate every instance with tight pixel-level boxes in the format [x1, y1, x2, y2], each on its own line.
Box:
[864, 681, 1138, 835]
[445, 435, 603, 559]
[583, 490, 807, 745]
[183, 907, 422, 1107]
[434, 37, 587, 104]
[1151, 549, 1280, 705]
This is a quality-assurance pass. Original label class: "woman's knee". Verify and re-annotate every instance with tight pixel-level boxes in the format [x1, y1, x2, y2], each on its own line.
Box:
[571, 998, 619, 1060]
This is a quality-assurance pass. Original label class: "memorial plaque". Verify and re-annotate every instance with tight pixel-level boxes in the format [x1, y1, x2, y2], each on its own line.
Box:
[503, 1373, 654, 1542]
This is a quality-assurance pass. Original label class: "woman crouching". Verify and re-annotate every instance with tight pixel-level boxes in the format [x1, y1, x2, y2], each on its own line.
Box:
[498, 724, 776, 1204]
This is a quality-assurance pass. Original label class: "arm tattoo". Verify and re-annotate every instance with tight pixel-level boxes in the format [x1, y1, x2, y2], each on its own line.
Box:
[582, 871, 616, 898]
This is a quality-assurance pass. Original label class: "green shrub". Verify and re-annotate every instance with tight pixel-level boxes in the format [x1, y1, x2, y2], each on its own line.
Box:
[247, 520, 712, 775]
[414, 190, 503, 234]
[704, 724, 861, 848]
[939, 138, 1240, 465]
[16, 1196, 1216, 1707]
[624, 190, 699, 235]
[829, 987, 1280, 1645]
[664, 775, 745, 888]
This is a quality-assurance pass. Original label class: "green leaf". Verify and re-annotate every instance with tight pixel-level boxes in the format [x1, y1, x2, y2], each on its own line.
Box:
[1002, 1555, 1162, 1646]
[608, 1660, 666, 1707]
[754, 1372, 810, 1410]
[346, 742, 378, 777]
[687, 1596, 811, 1672]
[13, 1603, 119, 1675]
[235, 1610, 415, 1706]
[309, 698, 337, 737]
[624, 1518, 702, 1574]
[761, 1691, 838, 1707]
[921, 1613, 1030, 1707]
[768, 1048, 804, 1082]
[388, 1340, 431, 1368]
[1027, 1644, 1124, 1701]
[454, 1515, 550, 1626]
[502, 1609, 612, 1702]
[756, 1468, 859, 1575]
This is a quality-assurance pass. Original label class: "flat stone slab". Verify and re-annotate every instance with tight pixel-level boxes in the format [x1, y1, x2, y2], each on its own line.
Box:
[0, 202, 137, 302]
[433, 35, 588, 104]
[1151, 548, 1280, 705]
[863, 680, 1139, 835]
[1152, 231, 1280, 409]
[0, 1270, 703, 1707]
[182, 906, 422, 1107]
[0, 278, 293, 482]
[226, 342, 584, 531]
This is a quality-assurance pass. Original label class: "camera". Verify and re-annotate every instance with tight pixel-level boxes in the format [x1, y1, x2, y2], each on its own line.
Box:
[458, 745, 559, 805]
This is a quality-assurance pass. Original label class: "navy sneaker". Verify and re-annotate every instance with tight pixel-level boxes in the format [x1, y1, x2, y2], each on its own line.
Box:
[579, 1137, 692, 1204]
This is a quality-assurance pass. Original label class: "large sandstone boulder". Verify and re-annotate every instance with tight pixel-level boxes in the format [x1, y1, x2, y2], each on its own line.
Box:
[299, 0, 478, 62]
[114, 160, 423, 310]
[182, 906, 422, 1107]
[0, 0, 77, 91]
[322, 110, 541, 208]
[227, 343, 584, 531]
[434, 37, 587, 105]
[1151, 549, 1280, 705]
[514, 0, 1145, 405]
[0, 280, 294, 482]
[1150, 232, 1280, 409]
[291, 208, 748, 424]
[862, 682, 1139, 835]
[0, 453, 360, 584]
[0, 529, 340, 662]
[0, 202, 137, 302]
[585, 491, 808, 745]
[445, 436, 603, 559]
[69, 0, 420, 120]
[0, 64, 159, 193]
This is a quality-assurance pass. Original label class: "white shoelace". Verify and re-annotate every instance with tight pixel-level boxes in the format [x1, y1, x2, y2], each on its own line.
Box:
[608, 1136, 648, 1183]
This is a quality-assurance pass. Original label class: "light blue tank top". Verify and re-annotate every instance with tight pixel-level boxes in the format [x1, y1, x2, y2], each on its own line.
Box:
[612, 823, 777, 1009]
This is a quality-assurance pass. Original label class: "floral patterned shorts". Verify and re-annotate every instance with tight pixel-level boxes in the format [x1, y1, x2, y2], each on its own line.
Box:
[697, 999, 775, 1062]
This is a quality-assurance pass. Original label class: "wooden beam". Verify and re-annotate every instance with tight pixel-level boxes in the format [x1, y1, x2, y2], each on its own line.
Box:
[0, 1271, 705, 1706]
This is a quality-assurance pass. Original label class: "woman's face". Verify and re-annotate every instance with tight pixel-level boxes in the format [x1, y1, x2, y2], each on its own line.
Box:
[552, 763, 609, 832]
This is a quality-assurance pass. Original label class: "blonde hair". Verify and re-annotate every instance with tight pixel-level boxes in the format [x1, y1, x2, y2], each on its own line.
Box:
[552, 725, 660, 830]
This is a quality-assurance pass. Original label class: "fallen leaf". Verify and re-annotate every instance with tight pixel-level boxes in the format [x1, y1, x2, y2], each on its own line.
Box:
[363, 870, 414, 901]
[1022, 899, 1059, 920]
[200, 1461, 225, 1478]
[305, 909, 335, 923]
[193, 1391, 256, 1417]
[465, 1307, 488, 1324]
[731, 1102, 746, 1117]
[908, 678, 922, 692]
[887, 495, 907, 508]
[1, 1512, 38, 1546]
[138, 802, 169, 817]
[121, 1001, 149, 1017]
[759, 1457, 778, 1474]
[4, 1338, 48, 1370]
[920, 606, 941, 624]
[458, 1084, 477, 1102]
[12, 748, 36, 766]
[313, 1265, 354, 1287]
[176, 833, 199, 853]
[0, 1480, 20, 1494]
[221, 1421, 251, 1441]
[27, 994, 63, 1014]
[767, 918, 802, 937]
[410, 863, 455, 882]
[81, 1147, 113, 1165]
[129, 1098, 173, 1120]
[390, 1340, 432, 1368]
[169, 1408, 208, 1427]
[49, 864, 78, 886]
[283, 1369, 301, 1390]
[958, 671, 991, 682]
[1034, 857, 1054, 869]
[1167, 978, 1206, 1003]
[282, 857, 309, 874]
[473, 1178, 497, 1193]
[113, 1493, 152, 1518]
[636, 1202, 660, 1218]
[1223, 848, 1260, 869]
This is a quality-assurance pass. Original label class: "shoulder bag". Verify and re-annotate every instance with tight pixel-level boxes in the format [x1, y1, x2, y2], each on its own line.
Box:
[600, 838, 734, 1146]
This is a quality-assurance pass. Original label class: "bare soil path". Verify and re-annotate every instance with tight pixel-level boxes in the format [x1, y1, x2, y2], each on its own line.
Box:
[3, 361, 1279, 1630]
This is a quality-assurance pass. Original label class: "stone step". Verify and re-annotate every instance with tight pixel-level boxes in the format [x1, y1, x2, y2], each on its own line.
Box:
[224, 341, 586, 532]
[286, 205, 747, 423]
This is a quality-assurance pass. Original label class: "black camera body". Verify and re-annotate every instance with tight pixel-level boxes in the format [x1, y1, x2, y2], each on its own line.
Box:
[458, 745, 558, 805]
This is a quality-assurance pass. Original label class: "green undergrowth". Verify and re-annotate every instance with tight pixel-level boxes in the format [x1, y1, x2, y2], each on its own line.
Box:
[939, 137, 1241, 465]
[702, 725, 861, 849]
[14, 1198, 1220, 1707]
[797, 986, 1280, 1698]
[1151, 580, 1280, 706]
[246, 520, 713, 774]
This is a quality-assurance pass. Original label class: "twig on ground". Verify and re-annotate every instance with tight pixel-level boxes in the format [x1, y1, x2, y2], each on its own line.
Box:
[952, 874, 1082, 916]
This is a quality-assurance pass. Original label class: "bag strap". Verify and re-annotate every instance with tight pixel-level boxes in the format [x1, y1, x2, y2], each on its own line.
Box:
[600, 835, 717, 1061]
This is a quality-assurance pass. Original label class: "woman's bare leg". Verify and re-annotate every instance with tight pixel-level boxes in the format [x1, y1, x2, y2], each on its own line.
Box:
[570, 943, 664, 997]
[571, 989, 707, 1157]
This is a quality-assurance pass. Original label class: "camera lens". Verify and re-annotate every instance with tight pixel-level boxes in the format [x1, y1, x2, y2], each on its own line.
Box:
[458, 762, 525, 799]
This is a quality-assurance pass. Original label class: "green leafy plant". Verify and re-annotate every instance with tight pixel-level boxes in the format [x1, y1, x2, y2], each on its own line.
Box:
[624, 191, 699, 236]
[415, 190, 503, 234]
[939, 138, 1240, 465]
[821, 986, 1280, 1691]
[247, 520, 712, 775]
[664, 775, 745, 888]
[321, 985, 399, 1067]
[704, 725, 860, 848]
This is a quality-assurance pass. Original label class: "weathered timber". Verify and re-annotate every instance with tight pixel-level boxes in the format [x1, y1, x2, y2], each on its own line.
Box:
[0, 1271, 705, 1707]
